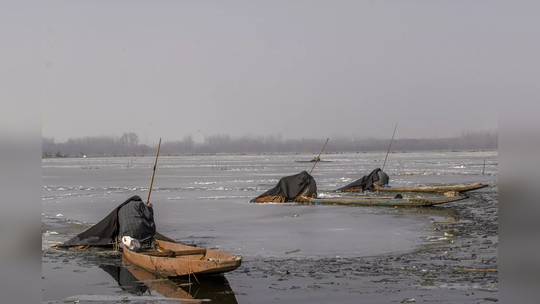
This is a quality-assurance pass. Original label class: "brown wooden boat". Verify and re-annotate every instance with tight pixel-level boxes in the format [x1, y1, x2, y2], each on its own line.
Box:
[123, 240, 242, 278]
[298, 193, 468, 207]
[342, 183, 488, 193]
[295, 160, 332, 163]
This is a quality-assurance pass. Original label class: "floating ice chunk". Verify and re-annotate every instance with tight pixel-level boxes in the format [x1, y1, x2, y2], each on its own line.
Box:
[56, 214, 63, 217]
[194, 181, 217, 185]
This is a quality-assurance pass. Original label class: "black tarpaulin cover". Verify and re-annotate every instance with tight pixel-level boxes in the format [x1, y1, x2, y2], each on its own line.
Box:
[251, 171, 317, 202]
[336, 168, 389, 192]
[61, 195, 151, 247]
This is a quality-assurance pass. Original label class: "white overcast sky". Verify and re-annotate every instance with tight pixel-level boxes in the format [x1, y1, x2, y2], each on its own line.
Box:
[35, 1, 524, 143]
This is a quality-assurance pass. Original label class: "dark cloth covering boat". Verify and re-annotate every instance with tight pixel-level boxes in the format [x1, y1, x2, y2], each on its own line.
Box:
[117, 197, 156, 245]
[336, 168, 389, 192]
[60, 196, 155, 247]
[251, 171, 317, 203]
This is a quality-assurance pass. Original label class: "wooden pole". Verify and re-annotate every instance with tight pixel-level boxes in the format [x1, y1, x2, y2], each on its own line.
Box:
[310, 138, 329, 174]
[146, 138, 162, 206]
[482, 159, 486, 175]
[382, 122, 398, 170]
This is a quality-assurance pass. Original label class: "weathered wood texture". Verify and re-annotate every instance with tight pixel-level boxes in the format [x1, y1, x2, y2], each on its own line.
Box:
[123, 240, 242, 278]
[298, 194, 468, 207]
[342, 183, 487, 193]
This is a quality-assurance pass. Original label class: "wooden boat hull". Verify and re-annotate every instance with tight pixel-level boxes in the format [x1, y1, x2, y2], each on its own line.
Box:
[299, 194, 468, 207]
[343, 183, 487, 193]
[295, 160, 332, 163]
[123, 240, 242, 278]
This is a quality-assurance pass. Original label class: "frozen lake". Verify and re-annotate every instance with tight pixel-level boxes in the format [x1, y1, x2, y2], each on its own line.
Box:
[42, 151, 497, 258]
[42, 151, 498, 303]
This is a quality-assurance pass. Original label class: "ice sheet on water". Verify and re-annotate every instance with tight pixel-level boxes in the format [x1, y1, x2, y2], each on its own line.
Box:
[42, 151, 497, 259]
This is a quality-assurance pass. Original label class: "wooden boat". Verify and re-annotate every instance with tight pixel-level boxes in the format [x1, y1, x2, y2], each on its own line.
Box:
[123, 240, 242, 278]
[298, 194, 468, 207]
[342, 183, 487, 193]
[295, 160, 332, 163]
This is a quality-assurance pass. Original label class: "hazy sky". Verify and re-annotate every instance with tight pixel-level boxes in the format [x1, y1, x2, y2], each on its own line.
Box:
[39, 1, 507, 144]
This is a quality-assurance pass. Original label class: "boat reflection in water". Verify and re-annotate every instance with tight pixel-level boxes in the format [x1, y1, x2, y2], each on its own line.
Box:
[100, 257, 238, 304]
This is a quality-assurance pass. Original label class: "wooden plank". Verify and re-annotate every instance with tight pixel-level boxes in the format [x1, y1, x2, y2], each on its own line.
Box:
[141, 248, 207, 257]
[295, 160, 332, 163]
[342, 183, 487, 193]
[299, 195, 467, 207]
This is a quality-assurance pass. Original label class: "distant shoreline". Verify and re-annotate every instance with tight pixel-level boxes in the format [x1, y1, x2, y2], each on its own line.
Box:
[42, 149, 498, 159]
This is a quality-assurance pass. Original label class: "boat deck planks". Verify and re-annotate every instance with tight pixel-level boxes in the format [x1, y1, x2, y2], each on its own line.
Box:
[299, 194, 468, 207]
[342, 183, 488, 193]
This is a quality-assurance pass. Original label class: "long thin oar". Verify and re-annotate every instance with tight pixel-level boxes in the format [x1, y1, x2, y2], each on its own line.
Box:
[310, 138, 329, 174]
[382, 122, 398, 170]
[146, 138, 162, 206]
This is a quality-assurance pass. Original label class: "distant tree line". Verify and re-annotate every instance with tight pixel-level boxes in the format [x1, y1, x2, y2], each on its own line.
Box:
[42, 130, 497, 158]
[42, 132, 150, 158]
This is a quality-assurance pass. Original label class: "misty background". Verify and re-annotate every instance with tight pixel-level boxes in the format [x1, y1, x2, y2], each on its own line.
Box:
[41, 1, 498, 145]
[42, 130, 497, 157]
